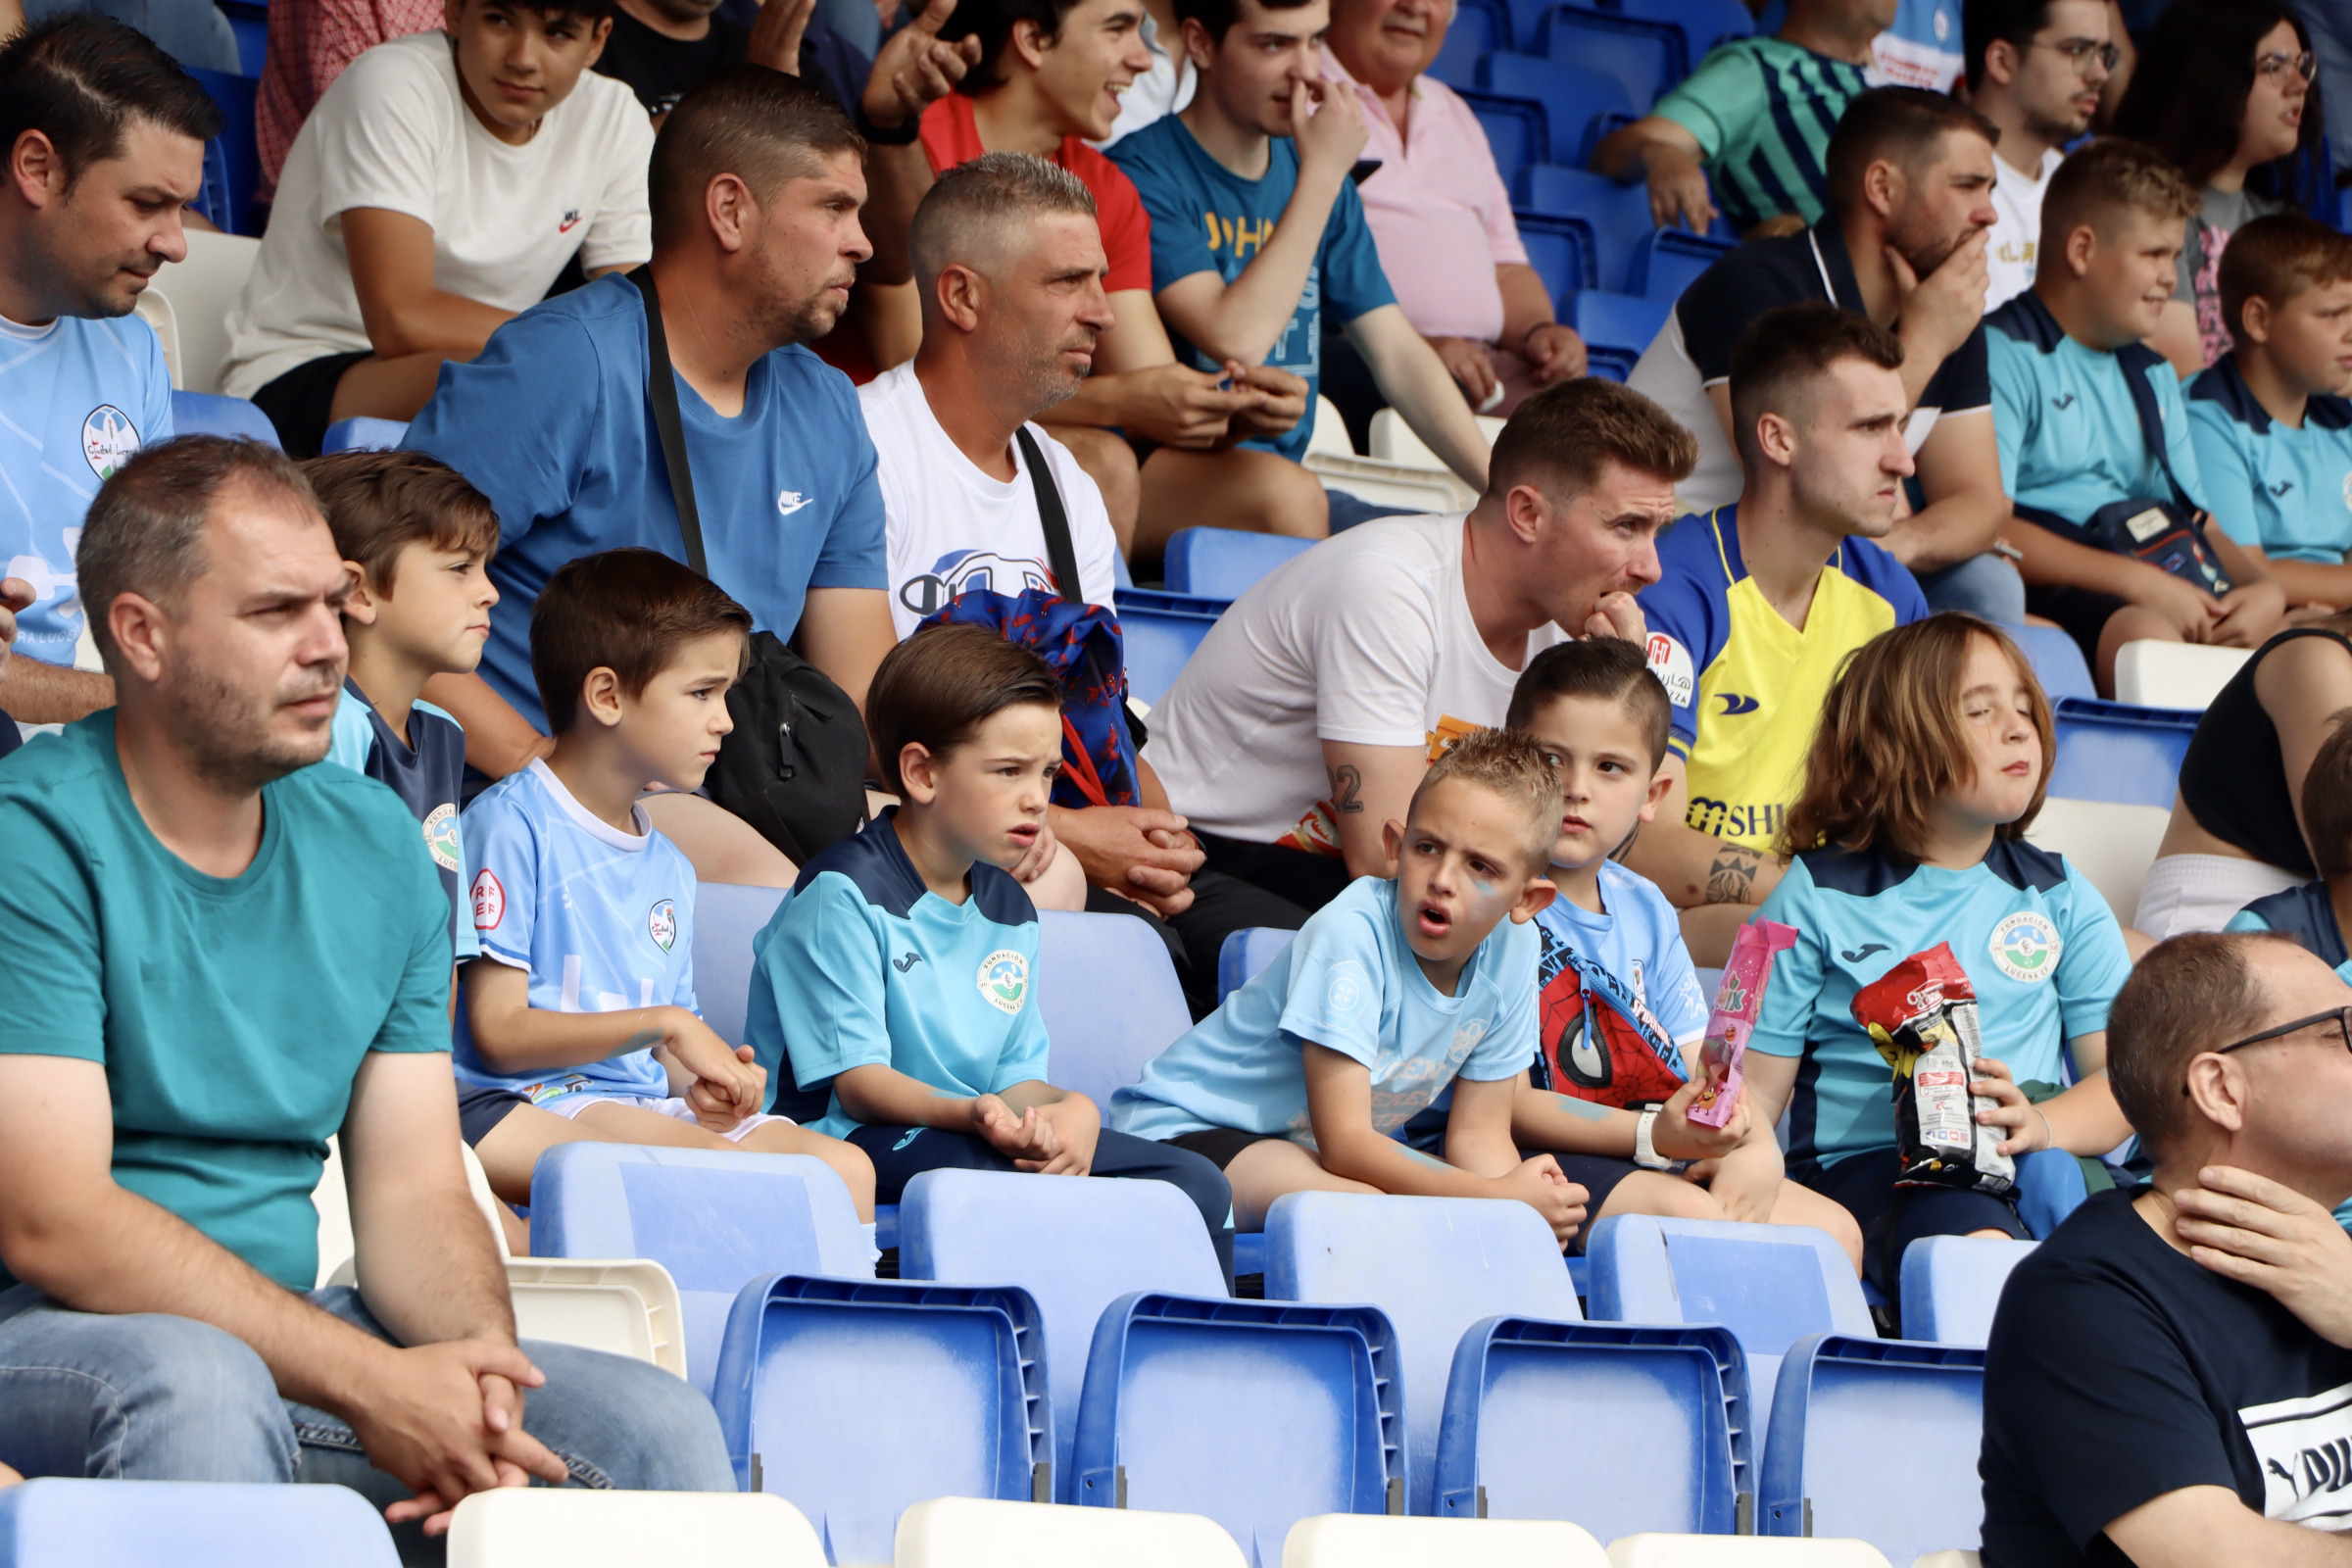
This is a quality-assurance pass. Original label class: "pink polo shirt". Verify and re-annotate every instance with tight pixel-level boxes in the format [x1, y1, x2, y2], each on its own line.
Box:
[1326, 49, 1528, 345]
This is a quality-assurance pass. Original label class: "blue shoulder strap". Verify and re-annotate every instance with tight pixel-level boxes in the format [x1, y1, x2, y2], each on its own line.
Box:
[2115, 341, 2191, 512]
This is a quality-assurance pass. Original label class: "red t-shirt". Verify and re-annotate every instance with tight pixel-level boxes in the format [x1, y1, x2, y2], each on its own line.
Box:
[917, 95, 1154, 295]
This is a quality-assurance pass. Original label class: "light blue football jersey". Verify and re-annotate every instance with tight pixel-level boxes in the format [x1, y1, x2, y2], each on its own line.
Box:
[2188, 354, 2352, 564]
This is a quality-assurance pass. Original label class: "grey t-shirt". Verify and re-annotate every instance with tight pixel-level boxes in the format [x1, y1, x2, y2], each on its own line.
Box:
[2178, 185, 2289, 368]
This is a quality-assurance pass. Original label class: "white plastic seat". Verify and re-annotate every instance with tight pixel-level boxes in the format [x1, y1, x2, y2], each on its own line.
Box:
[1367, 407, 1505, 466]
[445, 1489, 823, 1568]
[2022, 797, 2171, 925]
[893, 1496, 1246, 1568]
[1303, 450, 1472, 512]
[1913, 1554, 1982, 1568]
[132, 286, 182, 389]
[2112, 640, 2251, 710]
[1306, 394, 1354, 455]
[145, 230, 260, 394]
[1284, 1514, 1608, 1568]
[1606, 1537, 1894, 1567]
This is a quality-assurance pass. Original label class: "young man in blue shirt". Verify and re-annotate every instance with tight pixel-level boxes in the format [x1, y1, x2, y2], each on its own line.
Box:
[0, 17, 215, 726]
[1104, 0, 1490, 553]
[2187, 213, 2352, 612]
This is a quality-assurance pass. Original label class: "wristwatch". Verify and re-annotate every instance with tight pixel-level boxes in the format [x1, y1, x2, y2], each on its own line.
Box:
[1633, 1106, 1674, 1170]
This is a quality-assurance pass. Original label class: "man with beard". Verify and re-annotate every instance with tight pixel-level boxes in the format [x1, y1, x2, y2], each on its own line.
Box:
[0, 17, 216, 726]
[406, 68, 897, 823]
[1965, 0, 2121, 310]
[0, 436, 737, 1531]
[1629, 87, 2015, 625]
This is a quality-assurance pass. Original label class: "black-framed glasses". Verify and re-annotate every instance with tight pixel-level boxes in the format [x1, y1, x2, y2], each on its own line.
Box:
[2257, 50, 2319, 85]
[2030, 37, 2122, 74]
[2184, 1005, 2352, 1094]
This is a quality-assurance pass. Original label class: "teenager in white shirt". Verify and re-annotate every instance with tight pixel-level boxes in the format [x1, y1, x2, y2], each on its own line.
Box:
[1964, 0, 2117, 310]
[222, 0, 654, 456]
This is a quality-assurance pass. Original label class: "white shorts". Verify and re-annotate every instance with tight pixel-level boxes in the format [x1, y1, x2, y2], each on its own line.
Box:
[537, 1090, 794, 1144]
[2133, 854, 2305, 940]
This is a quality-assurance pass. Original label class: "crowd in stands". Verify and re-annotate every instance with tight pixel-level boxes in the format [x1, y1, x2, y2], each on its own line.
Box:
[13, 0, 2352, 1560]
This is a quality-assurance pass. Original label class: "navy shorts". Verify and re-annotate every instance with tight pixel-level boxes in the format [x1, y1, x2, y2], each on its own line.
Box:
[1792, 1148, 2026, 1293]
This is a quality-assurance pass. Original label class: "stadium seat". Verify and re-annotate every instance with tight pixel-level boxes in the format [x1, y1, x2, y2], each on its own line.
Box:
[187, 67, 262, 235]
[503, 1258, 691, 1380]
[1428, 4, 1495, 88]
[1585, 346, 1640, 381]
[147, 230, 261, 394]
[1537, 8, 1679, 110]
[529, 1145, 872, 1394]
[1897, 1237, 2034, 1348]
[1759, 1335, 1987, 1564]
[445, 1490, 824, 1568]
[1163, 527, 1313, 600]
[711, 1274, 1053, 1566]
[1606, 1539, 1894, 1567]
[1516, 165, 1653, 295]
[2112, 639, 2251, 710]
[1613, 0, 1753, 66]
[1307, 453, 1469, 515]
[132, 286, 182, 388]
[1283, 1513, 1608, 1567]
[2046, 697, 2200, 808]
[901, 1169, 1227, 1498]
[1461, 89, 1550, 196]
[1071, 1294, 1406, 1566]
[172, 390, 279, 447]
[320, 416, 410, 454]
[1513, 213, 1599, 309]
[1216, 926, 1298, 1003]
[693, 882, 789, 1053]
[1571, 289, 1673, 359]
[1914, 1554, 1981, 1568]
[2022, 797, 2169, 927]
[897, 1497, 1247, 1568]
[1476, 54, 1636, 166]
[1585, 1215, 1873, 1442]
[2007, 625, 2094, 703]
[1265, 1193, 1580, 1513]
[1037, 909, 1195, 1114]
[1119, 588, 1225, 707]
[0, 1479, 397, 1567]
[1307, 394, 1354, 456]
[1368, 410, 1505, 468]
[2013, 1147, 2087, 1239]
[1626, 228, 1735, 300]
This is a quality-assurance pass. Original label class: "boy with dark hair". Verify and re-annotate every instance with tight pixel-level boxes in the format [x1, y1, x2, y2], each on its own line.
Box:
[221, 0, 656, 456]
[2226, 712, 2352, 976]
[456, 547, 877, 1220]
[1991, 136, 2287, 691]
[1111, 726, 1589, 1244]
[747, 622, 1231, 1252]
[2187, 214, 2352, 612]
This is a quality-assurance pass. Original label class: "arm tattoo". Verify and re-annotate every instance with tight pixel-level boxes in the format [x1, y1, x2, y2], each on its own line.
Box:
[1332, 763, 1364, 814]
[1704, 845, 1762, 905]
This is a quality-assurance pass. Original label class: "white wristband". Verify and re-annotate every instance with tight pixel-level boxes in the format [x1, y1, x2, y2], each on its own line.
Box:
[1634, 1106, 1673, 1169]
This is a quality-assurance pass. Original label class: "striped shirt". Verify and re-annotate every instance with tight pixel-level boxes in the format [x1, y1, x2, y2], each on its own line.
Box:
[1649, 36, 1869, 233]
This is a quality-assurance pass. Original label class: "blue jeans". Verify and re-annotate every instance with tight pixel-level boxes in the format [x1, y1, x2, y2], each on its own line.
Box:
[0, 1284, 735, 1561]
[1913, 552, 2027, 625]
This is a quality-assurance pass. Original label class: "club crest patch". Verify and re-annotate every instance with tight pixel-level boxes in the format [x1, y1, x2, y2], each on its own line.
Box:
[649, 899, 677, 953]
[1989, 910, 2061, 983]
[422, 804, 461, 871]
[82, 405, 140, 480]
[978, 949, 1029, 1013]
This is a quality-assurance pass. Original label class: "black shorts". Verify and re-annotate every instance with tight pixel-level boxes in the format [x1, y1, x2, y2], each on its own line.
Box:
[248, 348, 370, 459]
[457, 1083, 530, 1147]
[1792, 1148, 2026, 1294]
[2023, 584, 2130, 668]
[1164, 1126, 1292, 1170]
[1195, 832, 1356, 917]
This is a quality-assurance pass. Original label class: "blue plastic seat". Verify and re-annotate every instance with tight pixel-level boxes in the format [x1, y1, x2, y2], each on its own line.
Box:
[901, 1169, 1225, 1499]
[711, 1274, 1052, 1566]
[1898, 1236, 2035, 1347]
[1627, 227, 1735, 300]
[1514, 214, 1597, 310]
[1460, 89, 1549, 195]
[221, 0, 269, 75]
[1215, 926, 1298, 1004]
[2048, 697, 2201, 808]
[1476, 54, 1634, 166]
[1760, 1334, 1986, 1562]
[1515, 164, 1653, 293]
[1571, 289, 1672, 358]
[1117, 589, 1223, 706]
[1536, 9, 1678, 108]
[319, 416, 409, 454]
[1266, 1193, 1580, 1514]
[171, 390, 279, 447]
[530, 1144, 872, 1393]
[1428, 5, 1494, 87]
[1585, 1215, 1874, 1442]
[1037, 910, 1194, 1114]
[689, 882, 789, 1056]
[1071, 1293, 1405, 1566]
[2014, 1146, 2087, 1239]
[1613, 0, 1753, 71]
[187, 67, 262, 235]
[1584, 345, 1640, 381]
[1435, 1318, 1753, 1537]
[2010, 624, 2095, 702]
[1162, 527, 1312, 601]
[0, 1479, 398, 1566]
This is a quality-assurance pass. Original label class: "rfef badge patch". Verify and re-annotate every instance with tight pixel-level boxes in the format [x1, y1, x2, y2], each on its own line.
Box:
[1325, 958, 1369, 1021]
[978, 949, 1029, 1013]
[422, 804, 461, 871]
[471, 869, 506, 931]
[1988, 910, 2061, 983]
[649, 899, 677, 953]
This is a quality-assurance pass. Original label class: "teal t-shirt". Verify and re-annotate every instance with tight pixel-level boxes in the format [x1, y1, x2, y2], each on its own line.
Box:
[2187, 354, 2352, 564]
[1749, 837, 2131, 1167]
[1649, 36, 1869, 232]
[0, 713, 455, 1291]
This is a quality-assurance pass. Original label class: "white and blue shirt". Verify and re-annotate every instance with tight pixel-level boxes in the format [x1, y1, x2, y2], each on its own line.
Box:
[748, 812, 1049, 1140]
[1751, 837, 2131, 1167]
[1110, 874, 1539, 1142]
[2188, 353, 2352, 565]
[1868, 0, 1964, 90]
[453, 760, 694, 1102]
[0, 311, 173, 666]
[325, 680, 477, 960]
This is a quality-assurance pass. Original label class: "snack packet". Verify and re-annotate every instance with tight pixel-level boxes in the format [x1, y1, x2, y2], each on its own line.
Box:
[1851, 944, 2016, 1195]
[1689, 918, 1798, 1128]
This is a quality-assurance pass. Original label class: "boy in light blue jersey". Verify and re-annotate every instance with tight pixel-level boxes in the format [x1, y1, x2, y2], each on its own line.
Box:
[456, 547, 875, 1219]
[750, 624, 1230, 1256]
[1111, 727, 1589, 1246]
[2186, 214, 2352, 612]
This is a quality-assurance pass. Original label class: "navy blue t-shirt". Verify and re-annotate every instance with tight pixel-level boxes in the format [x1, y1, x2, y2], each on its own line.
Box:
[405, 270, 888, 731]
[325, 680, 476, 959]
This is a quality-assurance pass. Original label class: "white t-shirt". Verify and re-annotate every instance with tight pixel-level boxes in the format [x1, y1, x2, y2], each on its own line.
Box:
[858, 360, 1122, 640]
[1986, 147, 2063, 312]
[1148, 514, 1564, 845]
[221, 29, 654, 399]
[1096, 12, 1194, 148]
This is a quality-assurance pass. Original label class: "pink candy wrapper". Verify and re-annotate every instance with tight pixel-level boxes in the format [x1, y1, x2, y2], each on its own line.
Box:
[1687, 918, 1798, 1128]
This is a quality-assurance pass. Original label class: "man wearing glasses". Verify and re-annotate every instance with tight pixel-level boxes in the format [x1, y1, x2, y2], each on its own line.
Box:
[1963, 0, 2120, 311]
[1983, 930, 2352, 1564]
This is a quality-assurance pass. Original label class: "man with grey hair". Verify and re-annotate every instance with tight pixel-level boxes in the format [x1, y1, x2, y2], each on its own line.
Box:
[1984, 930, 2352, 1564]
[0, 436, 736, 1533]
[863, 149, 1309, 1010]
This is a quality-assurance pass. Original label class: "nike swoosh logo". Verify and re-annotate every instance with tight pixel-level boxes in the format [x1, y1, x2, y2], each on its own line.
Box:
[559, 215, 583, 233]
[1840, 944, 1889, 963]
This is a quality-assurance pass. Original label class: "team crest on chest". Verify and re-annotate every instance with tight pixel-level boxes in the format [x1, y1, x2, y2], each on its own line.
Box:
[648, 899, 677, 953]
[82, 405, 140, 480]
[978, 949, 1029, 1013]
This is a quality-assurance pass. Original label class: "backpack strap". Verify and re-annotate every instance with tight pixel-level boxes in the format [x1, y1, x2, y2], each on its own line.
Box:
[2116, 341, 2192, 514]
[631, 267, 708, 579]
[1015, 425, 1084, 603]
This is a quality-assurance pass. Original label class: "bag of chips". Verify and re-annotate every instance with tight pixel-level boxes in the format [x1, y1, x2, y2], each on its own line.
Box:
[1850, 944, 2016, 1195]
[1689, 918, 1798, 1128]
